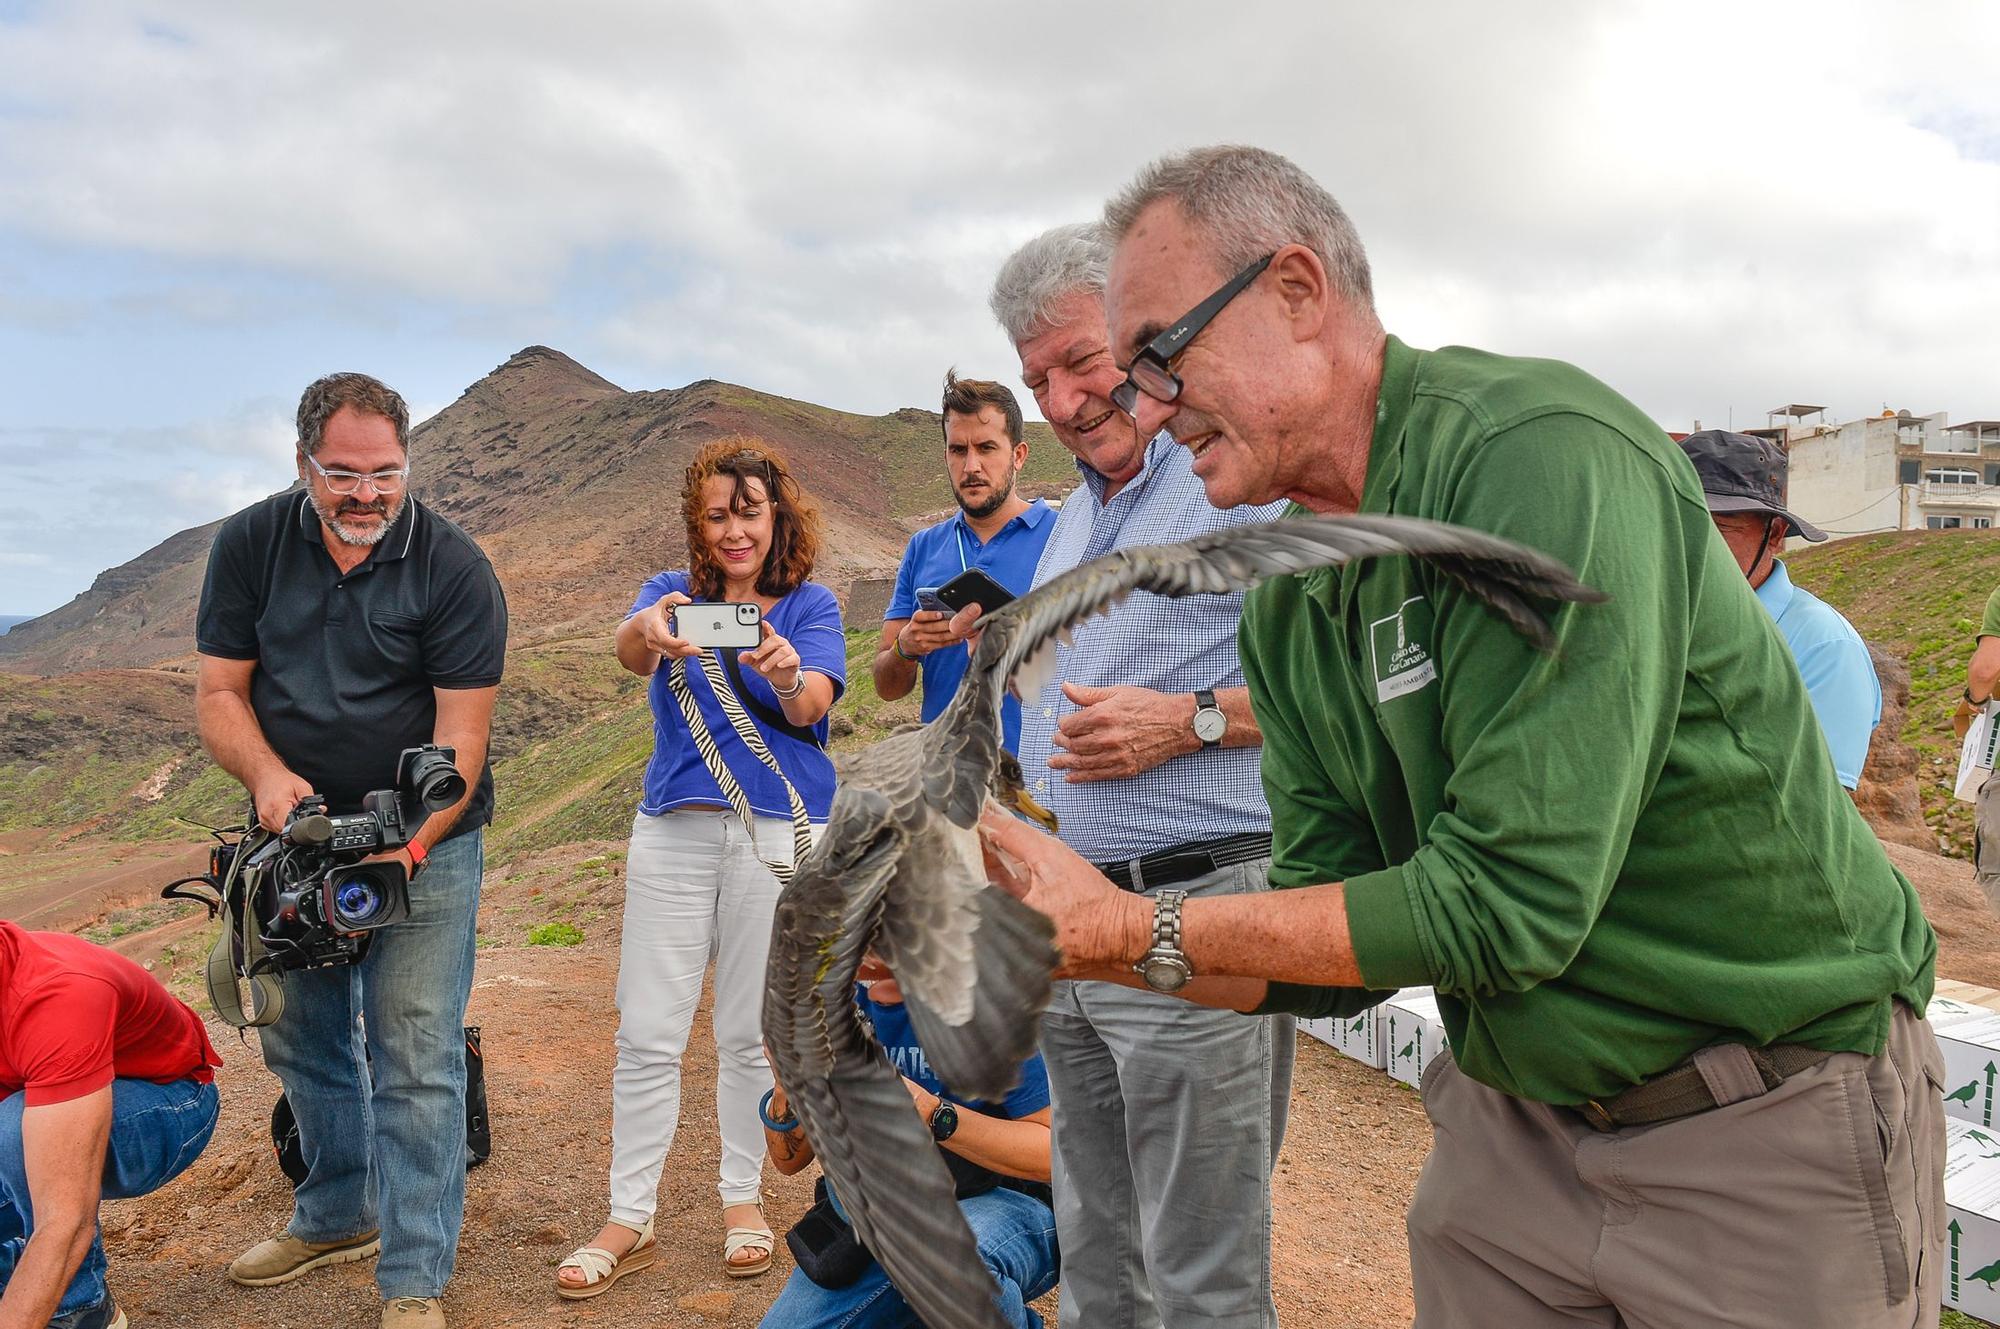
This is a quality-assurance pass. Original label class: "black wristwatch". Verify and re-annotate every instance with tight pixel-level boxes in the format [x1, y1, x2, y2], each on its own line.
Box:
[927, 1099, 960, 1142]
[1134, 889, 1193, 993]
[1192, 688, 1227, 748]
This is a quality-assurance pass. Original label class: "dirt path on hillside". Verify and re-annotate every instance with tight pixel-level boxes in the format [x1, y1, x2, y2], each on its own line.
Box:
[62, 833, 2000, 1328]
[0, 843, 208, 933]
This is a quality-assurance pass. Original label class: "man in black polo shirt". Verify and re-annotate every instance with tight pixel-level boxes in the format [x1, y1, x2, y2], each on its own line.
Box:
[194, 372, 506, 1329]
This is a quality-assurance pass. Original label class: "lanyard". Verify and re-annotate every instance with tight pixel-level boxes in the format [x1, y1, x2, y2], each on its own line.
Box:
[953, 520, 973, 573]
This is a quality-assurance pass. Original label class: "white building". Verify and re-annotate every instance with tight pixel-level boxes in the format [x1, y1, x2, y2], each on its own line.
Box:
[1744, 405, 2000, 536]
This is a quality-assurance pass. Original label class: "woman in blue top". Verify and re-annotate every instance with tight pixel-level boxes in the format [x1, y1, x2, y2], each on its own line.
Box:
[558, 438, 846, 1299]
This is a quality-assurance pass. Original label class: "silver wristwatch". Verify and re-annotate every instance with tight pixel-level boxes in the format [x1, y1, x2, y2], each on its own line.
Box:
[1192, 688, 1227, 748]
[1134, 888, 1193, 993]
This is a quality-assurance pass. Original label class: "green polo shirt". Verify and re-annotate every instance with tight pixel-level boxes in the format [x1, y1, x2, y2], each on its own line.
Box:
[1244, 337, 1934, 1106]
[1981, 587, 2000, 639]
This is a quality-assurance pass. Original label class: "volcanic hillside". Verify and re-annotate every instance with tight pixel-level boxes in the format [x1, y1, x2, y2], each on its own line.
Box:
[0, 346, 1075, 675]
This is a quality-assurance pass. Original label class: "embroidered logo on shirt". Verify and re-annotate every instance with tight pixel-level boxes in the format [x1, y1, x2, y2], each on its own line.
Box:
[1368, 597, 1436, 703]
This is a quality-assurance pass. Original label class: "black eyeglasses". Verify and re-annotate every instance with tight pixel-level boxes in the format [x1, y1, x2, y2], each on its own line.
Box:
[1109, 252, 1275, 417]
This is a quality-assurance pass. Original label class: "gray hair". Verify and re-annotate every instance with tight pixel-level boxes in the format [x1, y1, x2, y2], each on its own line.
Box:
[296, 371, 411, 456]
[988, 222, 1112, 344]
[1103, 145, 1374, 309]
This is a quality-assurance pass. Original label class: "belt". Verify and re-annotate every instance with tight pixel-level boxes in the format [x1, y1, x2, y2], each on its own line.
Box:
[1577, 1042, 1836, 1132]
[1091, 832, 1272, 893]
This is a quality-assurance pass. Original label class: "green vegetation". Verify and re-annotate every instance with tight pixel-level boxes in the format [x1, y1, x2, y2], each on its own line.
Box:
[1789, 530, 2000, 856]
[82, 899, 186, 945]
[2, 625, 912, 868]
[526, 920, 585, 947]
[0, 750, 245, 843]
[831, 626, 920, 755]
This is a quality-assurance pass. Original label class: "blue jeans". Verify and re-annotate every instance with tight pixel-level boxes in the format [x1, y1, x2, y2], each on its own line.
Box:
[0, 1076, 220, 1320]
[760, 1186, 1059, 1329]
[256, 827, 482, 1299]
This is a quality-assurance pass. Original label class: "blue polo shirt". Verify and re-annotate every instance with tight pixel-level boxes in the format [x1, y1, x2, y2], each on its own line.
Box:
[886, 499, 1055, 752]
[1756, 560, 1881, 790]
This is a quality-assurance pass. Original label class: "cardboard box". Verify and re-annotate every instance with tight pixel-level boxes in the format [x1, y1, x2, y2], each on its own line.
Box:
[1329, 1006, 1385, 1069]
[1296, 1016, 1339, 1049]
[1935, 980, 2000, 1014]
[1943, 1117, 2000, 1317]
[1381, 988, 1447, 1088]
[1931, 998, 2000, 1128]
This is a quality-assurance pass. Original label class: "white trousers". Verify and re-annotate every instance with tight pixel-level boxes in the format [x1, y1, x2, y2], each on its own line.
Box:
[609, 808, 806, 1222]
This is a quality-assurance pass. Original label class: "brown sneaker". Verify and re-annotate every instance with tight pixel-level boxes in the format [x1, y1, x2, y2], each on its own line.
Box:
[382, 1297, 444, 1327]
[227, 1230, 381, 1287]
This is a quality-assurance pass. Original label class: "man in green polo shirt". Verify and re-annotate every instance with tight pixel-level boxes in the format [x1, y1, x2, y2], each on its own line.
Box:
[1955, 589, 2000, 912]
[981, 146, 1944, 1327]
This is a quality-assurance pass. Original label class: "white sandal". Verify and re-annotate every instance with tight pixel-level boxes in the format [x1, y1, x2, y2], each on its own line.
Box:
[555, 1218, 656, 1300]
[722, 1208, 774, 1279]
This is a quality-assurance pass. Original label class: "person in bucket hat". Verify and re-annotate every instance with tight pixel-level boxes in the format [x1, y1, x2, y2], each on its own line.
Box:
[1678, 429, 1880, 791]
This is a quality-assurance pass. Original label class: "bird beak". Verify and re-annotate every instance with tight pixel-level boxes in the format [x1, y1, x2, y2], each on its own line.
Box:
[1008, 786, 1060, 834]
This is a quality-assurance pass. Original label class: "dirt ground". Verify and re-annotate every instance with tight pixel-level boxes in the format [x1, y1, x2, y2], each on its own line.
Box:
[24, 830, 2000, 1328]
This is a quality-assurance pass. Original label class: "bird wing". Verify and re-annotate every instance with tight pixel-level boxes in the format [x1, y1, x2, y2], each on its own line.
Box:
[764, 786, 905, 1086]
[845, 731, 1056, 1100]
[919, 513, 1603, 832]
[980, 512, 1604, 714]
[789, 1046, 1012, 1329]
[875, 834, 1057, 1102]
[765, 789, 1016, 1329]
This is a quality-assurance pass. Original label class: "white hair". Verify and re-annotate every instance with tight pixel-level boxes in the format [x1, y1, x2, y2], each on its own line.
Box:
[988, 222, 1112, 344]
[1103, 145, 1374, 308]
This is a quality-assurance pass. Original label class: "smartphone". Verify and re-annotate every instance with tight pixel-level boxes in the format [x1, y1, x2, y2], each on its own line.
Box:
[935, 568, 1015, 615]
[915, 586, 950, 614]
[674, 602, 763, 650]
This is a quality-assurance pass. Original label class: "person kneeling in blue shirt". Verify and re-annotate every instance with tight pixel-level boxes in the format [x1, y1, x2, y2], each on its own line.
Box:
[759, 960, 1058, 1329]
[1679, 429, 1881, 792]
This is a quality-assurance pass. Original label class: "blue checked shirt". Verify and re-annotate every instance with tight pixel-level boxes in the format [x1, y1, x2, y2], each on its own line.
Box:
[1017, 433, 1286, 862]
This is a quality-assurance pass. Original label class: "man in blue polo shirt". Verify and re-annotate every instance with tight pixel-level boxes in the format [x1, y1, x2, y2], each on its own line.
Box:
[1679, 429, 1881, 791]
[874, 371, 1054, 751]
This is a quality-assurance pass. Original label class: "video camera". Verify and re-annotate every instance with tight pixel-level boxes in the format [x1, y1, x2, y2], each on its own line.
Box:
[167, 745, 465, 985]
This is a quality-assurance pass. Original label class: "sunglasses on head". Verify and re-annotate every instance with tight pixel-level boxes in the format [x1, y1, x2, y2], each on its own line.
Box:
[1109, 252, 1275, 418]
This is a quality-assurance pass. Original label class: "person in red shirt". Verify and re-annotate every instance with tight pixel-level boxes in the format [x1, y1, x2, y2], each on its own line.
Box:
[0, 921, 222, 1329]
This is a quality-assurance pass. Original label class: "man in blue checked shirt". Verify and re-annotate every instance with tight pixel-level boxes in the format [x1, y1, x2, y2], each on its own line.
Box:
[988, 223, 1293, 1329]
[875, 371, 1055, 753]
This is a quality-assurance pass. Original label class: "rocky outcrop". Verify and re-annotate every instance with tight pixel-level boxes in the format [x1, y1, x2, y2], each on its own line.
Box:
[845, 576, 894, 631]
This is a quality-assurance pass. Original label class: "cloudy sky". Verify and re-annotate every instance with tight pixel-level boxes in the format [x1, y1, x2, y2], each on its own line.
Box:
[2, 0, 1996, 616]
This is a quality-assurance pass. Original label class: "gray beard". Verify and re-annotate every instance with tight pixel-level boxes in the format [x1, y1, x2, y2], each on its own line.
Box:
[311, 491, 405, 547]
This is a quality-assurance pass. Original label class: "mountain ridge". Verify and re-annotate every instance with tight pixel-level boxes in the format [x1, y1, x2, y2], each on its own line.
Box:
[0, 347, 1075, 674]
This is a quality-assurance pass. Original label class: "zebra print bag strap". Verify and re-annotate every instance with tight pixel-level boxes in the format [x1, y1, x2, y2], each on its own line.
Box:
[664, 652, 815, 883]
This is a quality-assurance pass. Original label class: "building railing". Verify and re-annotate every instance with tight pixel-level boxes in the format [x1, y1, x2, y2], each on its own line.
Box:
[1919, 480, 2000, 505]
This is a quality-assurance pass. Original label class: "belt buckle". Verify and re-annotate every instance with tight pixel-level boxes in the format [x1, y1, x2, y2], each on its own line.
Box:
[1580, 1099, 1616, 1133]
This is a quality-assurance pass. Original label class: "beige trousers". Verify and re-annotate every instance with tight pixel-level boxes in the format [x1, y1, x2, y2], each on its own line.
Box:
[1407, 1002, 1946, 1328]
[1977, 769, 2000, 914]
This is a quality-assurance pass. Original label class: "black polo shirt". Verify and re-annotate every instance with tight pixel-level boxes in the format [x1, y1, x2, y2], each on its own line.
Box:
[196, 491, 508, 839]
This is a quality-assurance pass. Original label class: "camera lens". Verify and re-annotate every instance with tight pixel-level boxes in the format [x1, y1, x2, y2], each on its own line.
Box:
[335, 879, 383, 927]
[321, 863, 410, 933]
[404, 749, 467, 813]
[738, 604, 757, 622]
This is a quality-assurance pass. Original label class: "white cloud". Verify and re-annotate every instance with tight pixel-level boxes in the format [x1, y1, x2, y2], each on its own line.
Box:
[0, 0, 1998, 608]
